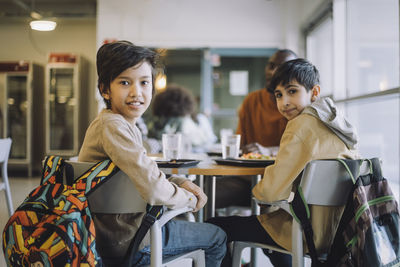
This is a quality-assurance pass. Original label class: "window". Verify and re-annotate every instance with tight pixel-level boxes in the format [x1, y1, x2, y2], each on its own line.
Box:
[305, 0, 399, 200]
[347, 0, 399, 96]
[306, 17, 334, 97]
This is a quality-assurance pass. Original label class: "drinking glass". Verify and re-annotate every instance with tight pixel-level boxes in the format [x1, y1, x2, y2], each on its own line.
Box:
[162, 133, 182, 160]
[221, 134, 241, 159]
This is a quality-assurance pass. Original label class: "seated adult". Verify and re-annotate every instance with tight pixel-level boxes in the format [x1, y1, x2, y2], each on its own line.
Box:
[237, 49, 298, 155]
[215, 49, 298, 210]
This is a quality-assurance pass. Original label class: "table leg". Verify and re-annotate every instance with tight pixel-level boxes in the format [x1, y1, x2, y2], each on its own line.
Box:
[251, 174, 262, 216]
[203, 175, 216, 221]
[250, 174, 262, 267]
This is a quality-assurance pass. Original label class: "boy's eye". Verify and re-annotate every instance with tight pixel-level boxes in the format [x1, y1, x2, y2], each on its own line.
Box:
[274, 92, 282, 98]
[120, 80, 130, 86]
[141, 80, 150, 85]
[288, 89, 297, 94]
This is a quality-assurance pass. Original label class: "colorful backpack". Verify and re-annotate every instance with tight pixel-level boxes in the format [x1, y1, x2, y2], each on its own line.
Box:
[2, 156, 119, 266]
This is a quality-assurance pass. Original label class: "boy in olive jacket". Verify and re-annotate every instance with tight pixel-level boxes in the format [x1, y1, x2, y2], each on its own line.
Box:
[208, 58, 359, 267]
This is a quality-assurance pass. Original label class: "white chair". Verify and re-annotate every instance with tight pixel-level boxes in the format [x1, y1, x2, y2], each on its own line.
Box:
[67, 161, 206, 267]
[0, 138, 14, 216]
[231, 159, 371, 267]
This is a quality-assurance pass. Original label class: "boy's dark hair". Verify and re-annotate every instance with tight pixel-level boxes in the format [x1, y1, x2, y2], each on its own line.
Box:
[152, 84, 196, 117]
[96, 40, 159, 108]
[268, 58, 320, 94]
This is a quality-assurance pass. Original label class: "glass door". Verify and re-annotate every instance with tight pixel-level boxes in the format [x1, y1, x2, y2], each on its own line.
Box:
[202, 48, 276, 139]
[6, 74, 28, 159]
[48, 67, 75, 152]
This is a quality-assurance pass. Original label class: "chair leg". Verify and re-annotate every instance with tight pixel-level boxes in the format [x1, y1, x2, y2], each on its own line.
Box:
[150, 221, 163, 267]
[190, 250, 205, 267]
[2, 163, 13, 216]
[292, 223, 304, 267]
[232, 242, 247, 267]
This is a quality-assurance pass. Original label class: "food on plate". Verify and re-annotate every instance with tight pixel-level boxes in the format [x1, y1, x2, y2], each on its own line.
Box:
[240, 152, 275, 160]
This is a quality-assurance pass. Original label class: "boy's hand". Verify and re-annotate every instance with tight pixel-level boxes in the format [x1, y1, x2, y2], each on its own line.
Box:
[180, 180, 207, 212]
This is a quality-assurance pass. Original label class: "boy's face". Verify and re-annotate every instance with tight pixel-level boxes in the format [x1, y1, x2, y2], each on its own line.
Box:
[274, 80, 320, 120]
[102, 61, 153, 124]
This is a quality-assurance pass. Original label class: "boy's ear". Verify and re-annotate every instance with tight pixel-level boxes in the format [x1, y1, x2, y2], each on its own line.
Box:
[100, 84, 110, 99]
[311, 85, 320, 102]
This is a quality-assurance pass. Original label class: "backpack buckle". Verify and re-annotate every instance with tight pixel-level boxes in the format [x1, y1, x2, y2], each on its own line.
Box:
[142, 212, 158, 227]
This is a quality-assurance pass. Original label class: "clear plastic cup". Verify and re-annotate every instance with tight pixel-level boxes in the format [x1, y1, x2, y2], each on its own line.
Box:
[162, 133, 182, 160]
[221, 134, 241, 159]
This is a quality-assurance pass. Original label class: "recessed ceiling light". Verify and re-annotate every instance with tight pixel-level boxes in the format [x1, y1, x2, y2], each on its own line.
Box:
[30, 20, 57, 31]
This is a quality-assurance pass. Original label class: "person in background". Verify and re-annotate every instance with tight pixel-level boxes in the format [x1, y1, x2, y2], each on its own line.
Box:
[147, 84, 216, 153]
[78, 41, 226, 266]
[215, 49, 298, 210]
[208, 58, 359, 266]
[191, 95, 218, 149]
[237, 49, 298, 155]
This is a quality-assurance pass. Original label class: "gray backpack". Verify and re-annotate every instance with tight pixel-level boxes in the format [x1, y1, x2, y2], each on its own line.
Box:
[291, 158, 400, 267]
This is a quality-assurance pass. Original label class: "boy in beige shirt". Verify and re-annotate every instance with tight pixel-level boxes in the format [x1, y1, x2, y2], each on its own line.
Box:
[79, 41, 226, 266]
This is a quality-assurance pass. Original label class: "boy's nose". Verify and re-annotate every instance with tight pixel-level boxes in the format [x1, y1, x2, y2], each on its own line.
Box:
[129, 85, 142, 96]
[281, 96, 289, 106]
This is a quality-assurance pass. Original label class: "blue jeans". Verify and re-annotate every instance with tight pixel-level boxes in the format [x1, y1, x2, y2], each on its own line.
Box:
[132, 220, 227, 267]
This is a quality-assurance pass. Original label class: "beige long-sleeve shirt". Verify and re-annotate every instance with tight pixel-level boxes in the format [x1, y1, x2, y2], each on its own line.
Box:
[79, 109, 197, 258]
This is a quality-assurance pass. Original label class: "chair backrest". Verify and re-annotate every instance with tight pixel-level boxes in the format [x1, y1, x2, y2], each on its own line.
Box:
[0, 138, 12, 164]
[66, 161, 147, 214]
[299, 159, 370, 206]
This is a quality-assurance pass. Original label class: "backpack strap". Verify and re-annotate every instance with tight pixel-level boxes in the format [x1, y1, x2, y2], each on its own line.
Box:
[289, 159, 364, 267]
[68, 160, 164, 265]
[41, 156, 65, 185]
[123, 204, 164, 266]
[290, 186, 322, 267]
[336, 158, 365, 184]
[71, 159, 120, 195]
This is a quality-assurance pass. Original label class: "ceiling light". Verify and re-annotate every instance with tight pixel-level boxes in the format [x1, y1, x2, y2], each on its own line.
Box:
[30, 20, 57, 31]
[155, 73, 167, 92]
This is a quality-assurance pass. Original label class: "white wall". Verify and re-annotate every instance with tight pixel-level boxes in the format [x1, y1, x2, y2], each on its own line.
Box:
[0, 0, 326, 120]
[97, 0, 321, 52]
[0, 19, 98, 121]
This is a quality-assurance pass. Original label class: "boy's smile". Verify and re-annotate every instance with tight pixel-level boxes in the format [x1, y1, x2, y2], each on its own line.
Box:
[274, 80, 320, 120]
[102, 61, 153, 124]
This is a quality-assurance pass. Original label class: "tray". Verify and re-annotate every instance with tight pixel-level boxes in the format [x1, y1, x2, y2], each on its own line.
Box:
[214, 158, 274, 167]
[206, 152, 243, 157]
[156, 159, 201, 168]
[206, 151, 222, 157]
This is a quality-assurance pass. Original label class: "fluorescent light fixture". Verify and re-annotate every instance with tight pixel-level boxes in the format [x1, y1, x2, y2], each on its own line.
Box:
[30, 20, 57, 31]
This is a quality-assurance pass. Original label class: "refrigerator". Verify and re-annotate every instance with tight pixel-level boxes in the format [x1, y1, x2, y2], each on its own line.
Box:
[45, 53, 88, 157]
[0, 61, 45, 176]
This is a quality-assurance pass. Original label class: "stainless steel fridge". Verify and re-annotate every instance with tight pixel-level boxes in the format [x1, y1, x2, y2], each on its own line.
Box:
[45, 53, 88, 157]
[0, 61, 45, 176]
